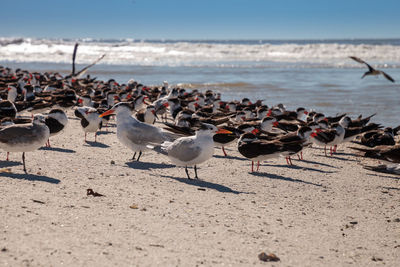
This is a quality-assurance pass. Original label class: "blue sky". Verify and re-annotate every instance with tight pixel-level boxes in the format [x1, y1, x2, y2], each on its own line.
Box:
[2, 0, 399, 39]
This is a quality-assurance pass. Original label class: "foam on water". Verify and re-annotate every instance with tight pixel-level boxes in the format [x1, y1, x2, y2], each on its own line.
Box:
[1, 37, 400, 67]
[1, 38, 400, 126]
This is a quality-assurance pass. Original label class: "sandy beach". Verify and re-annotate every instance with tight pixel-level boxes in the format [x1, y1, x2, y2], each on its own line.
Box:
[0, 110, 398, 266]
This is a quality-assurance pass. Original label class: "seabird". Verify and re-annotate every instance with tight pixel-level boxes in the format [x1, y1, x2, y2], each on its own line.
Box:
[74, 106, 102, 142]
[99, 102, 177, 161]
[0, 114, 49, 173]
[310, 124, 345, 156]
[136, 105, 157, 124]
[45, 109, 68, 147]
[350, 144, 400, 163]
[349, 56, 395, 83]
[149, 123, 232, 179]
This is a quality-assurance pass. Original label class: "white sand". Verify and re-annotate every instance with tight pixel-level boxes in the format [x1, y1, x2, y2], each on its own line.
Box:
[0, 111, 399, 266]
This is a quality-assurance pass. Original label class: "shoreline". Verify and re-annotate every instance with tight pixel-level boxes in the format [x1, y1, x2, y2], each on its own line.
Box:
[0, 110, 399, 266]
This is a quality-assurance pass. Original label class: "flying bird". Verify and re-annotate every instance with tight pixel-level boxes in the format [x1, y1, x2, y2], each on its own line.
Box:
[349, 56, 395, 83]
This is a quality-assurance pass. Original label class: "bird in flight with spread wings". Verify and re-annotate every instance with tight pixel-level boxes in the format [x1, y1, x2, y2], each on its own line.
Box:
[349, 56, 395, 83]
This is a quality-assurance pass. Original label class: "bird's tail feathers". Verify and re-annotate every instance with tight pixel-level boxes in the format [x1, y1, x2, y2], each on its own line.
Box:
[146, 143, 168, 156]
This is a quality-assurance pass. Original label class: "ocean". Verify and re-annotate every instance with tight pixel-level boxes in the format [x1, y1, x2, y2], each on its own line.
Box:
[1, 37, 399, 126]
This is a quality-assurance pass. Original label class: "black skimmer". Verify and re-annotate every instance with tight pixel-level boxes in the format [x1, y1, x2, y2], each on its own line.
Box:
[99, 102, 177, 161]
[362, 164, 400, 175]
[149, 123, 232, 179]
[338, 116, 381, 144]
[213, 125, 242, 156]
[74, 107, 102, 142]
[44, 109, 68, 147]
[272, 120, 301, 133]
[0, 100, 17, 119]
[272, 107, 308, 122]
[343, 113, 376, 128]
[7, 85, 18, 102]
[354, 127, 396, 147]
[256, 106, 269, 119]
[310, 124, 345, 156]
[0, 114, 49, 173]
[350, 144, 400, 163]
[238, 133, 285, 172]
[153, 88, 178, 116]
[136, 105, 157, 124]
[132, 95, 148, 111]
[167, 98, 183, 119]
[349, 56, 395, 83]
[272, 126, 313, 163]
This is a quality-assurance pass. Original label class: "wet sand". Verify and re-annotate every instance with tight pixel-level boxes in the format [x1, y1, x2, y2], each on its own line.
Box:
[0, 111, 399, 266]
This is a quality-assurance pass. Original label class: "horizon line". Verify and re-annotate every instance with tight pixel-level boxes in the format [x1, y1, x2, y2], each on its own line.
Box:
[1, 36, 400, 41]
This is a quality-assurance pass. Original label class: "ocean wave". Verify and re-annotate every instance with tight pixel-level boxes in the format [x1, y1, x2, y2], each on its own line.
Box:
[1, 37, 400, 68]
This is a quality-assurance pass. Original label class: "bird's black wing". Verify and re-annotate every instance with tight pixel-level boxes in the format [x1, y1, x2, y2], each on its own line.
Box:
[349, 56, 374, 71]
[380, 71, 395, 83]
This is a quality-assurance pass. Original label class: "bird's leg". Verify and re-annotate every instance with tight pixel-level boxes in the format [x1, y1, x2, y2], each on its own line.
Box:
[257, 161, 260, 171]
[194, 165, 198, 179]
[324, 145, 327, 157]
[297, 154, 301, 160]
[288, 156, 293, 165]
[286, 157, 289, 165]
[333, 145, 337, 153]
[6, 152, 9, 161]
[330, 146, 333, 156]
[136, 151, 142, 161]
[301, 151, 303, 160]
[222, 146, 227, 157]
[22, 152, 27, 174]
[185, 166, 191, 179]
[131, 152, 137, 160]
[85, 133, 87, 142]
[251, 161, 254, 172]
[94, 132, 97, 143]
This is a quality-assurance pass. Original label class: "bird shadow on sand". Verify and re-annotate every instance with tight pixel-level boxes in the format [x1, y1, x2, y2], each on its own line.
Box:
[213, 154, 248, 161]
[125, 161, 175, 170]
[250, 172, 324, 187]
[261, 163, 337, 174]
[315, 154, 358, 162]
[96, 130, 115, 136]
[332, 151, 358, 157]
[0, 160, 21, 168]
[381, 186, 400, 191]
[40, 146, 76, 153]
[291, 158, 339, 168]
[159, 175, 253, 194]
[365, 172, 400, 180]
[83, 141, 110, 148]
[0, 172, 60, 184]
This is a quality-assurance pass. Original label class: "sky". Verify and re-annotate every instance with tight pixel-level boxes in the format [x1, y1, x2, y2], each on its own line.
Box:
[1, 0, 399, 40]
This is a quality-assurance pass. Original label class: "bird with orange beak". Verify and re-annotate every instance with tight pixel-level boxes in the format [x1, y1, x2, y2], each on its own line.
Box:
[99, 102, 177, 161]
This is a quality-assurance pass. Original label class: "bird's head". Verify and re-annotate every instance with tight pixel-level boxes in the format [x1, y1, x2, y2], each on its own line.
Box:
[99, 102, 133, 117]
[33, 114, 46, 125]
[197, 123, 232, 136]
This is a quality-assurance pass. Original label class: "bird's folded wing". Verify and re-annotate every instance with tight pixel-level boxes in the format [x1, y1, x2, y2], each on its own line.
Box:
[0, 125, 36, 144]
[167, 138, 202, 162]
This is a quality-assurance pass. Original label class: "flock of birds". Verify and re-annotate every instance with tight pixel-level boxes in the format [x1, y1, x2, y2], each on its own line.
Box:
[0, 55, 398, 178]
